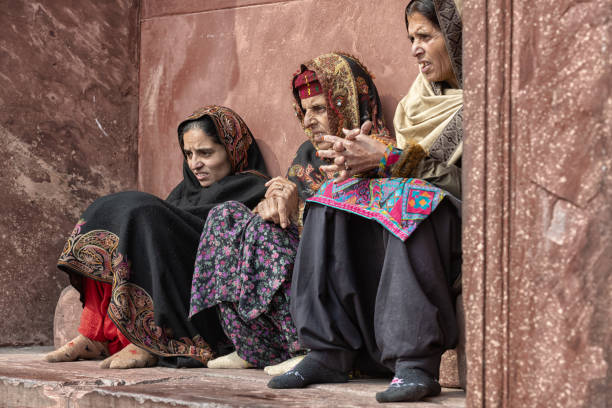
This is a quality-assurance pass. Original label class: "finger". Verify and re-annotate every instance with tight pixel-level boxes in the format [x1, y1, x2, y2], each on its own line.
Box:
[265, 185, 285, 198]
[276, 197, 289, 229]
[316, 149, 339, 160]
[321, 134, 344, 144]
[334, 170, 350, 183]
[320, 164, 341, 173]
[261, 200, 281, 225]
[265, 178, 292, 198]
[267, 188, 291, 200]
[257, 200, 270, 220]
[361, 120, 373, 135]
[265, 176, 286, 187]
[333, 156, 346, 166]
[342, 127, 361, 140]
[333, 141, 345, 152]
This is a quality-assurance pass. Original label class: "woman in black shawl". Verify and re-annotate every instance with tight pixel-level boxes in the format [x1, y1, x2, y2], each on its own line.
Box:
[269, 0, 463, 403]
[44, 105, 268, 368]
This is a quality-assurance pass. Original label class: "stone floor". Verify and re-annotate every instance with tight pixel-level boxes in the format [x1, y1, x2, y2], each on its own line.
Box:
[0, 347, 465, 408]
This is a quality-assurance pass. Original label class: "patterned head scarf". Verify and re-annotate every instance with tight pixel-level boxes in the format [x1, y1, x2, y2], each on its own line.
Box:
[177, 105, 266, 174]
[294, 70, 323, 99]
[291, 52, 390, 147]
[287, 53, 391, 204]
[432, 0, 463, 89]
[167, 105, 268, 219]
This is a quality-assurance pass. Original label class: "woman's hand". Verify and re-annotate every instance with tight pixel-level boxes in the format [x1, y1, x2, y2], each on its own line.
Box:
[316, 121, 387, 182]
[252, 177, 298, 228]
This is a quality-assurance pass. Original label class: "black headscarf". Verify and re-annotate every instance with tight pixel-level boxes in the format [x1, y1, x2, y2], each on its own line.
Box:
[166, 105, 269, 219]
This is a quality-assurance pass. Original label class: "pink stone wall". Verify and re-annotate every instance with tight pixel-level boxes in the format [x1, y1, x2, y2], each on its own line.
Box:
[463, 0, 611, 406]
[138, 0, 419, 196]
[0, 1, 140, 345]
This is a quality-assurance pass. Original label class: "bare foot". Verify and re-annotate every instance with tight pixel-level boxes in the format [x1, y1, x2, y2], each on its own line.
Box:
[99, 344, 157, 369]
[44, 334, 109, 362]
[207, 351, 253, 369]
[264, 355, 305, 376]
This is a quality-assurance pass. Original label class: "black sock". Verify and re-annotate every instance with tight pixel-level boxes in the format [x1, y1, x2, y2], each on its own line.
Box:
[267, 354, 348, 389]
[375, 367, 441, 403]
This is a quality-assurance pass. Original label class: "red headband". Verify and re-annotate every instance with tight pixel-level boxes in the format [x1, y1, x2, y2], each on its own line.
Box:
[294, 70, 323, 100]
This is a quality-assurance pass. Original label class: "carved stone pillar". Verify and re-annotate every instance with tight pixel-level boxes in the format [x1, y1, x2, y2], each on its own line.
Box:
[463, 0, 611, 407]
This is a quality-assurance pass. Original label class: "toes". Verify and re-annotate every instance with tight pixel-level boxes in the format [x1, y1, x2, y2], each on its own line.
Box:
[44, 351, 64, 363]
[109, 357, 134, 369]
[44, 345, 77, 362]
[99, 355, 115, 369]
[106, 345, 157, 369]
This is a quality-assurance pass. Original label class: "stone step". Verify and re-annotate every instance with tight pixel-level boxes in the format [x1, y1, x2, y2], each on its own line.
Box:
[0, 347, 465, 408]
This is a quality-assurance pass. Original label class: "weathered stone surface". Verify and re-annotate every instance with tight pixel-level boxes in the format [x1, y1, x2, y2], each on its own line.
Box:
[141, 0, 292, 19]
[52, 286, 81, 349]
[0, 1, 139, 346]
[0, 347, 466, 408]
[463, 0, 611, 407]
[138, 0, 419, 196]
[439, 295, 466, 389]
[439, 349, 460, 389]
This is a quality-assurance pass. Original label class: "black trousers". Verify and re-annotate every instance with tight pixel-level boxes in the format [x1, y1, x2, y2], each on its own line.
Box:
[290, 200, 461, 378]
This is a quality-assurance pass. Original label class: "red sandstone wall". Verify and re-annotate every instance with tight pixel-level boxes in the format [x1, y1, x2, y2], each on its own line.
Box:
[0, 1, 140, 345]
[463, 0, 611, 406]
[138, 0, 419, 196]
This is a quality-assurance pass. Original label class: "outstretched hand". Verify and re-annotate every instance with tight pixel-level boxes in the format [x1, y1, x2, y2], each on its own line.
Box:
[252, 177, 298, 228]
[315, 121, 387, 182]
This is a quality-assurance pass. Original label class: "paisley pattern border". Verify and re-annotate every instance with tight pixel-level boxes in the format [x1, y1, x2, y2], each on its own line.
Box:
[58, 220, 214, 364]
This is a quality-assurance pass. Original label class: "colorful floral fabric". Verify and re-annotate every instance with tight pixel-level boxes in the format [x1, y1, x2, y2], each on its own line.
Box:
[217, 282, 299, 367]
[189, 201, 301, 367]
[307, 177, 445, 241]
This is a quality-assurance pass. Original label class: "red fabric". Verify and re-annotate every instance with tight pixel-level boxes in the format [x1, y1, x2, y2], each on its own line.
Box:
[79, 277, 131, 355]
[294, 70, 323, 99]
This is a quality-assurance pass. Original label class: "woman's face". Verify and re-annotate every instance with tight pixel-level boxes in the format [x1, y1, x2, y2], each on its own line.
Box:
[182, 128, 232, 187]
[407, 12, 457, 88]
[301, 94, 332, 149]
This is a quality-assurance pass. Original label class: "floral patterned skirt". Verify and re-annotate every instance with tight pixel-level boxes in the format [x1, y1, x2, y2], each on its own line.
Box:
[189, 201, 302, 367]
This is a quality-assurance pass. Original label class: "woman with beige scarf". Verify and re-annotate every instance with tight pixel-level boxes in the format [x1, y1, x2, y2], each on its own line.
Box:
[268, 0, 463, 403]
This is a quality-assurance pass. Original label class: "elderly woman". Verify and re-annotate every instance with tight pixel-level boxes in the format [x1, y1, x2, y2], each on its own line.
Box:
[269, 0, 463, 403]
[188, 52, 391, 371]
[45, 106, 268, 368]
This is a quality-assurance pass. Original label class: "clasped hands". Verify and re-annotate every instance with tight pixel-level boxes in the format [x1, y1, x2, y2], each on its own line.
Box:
[252, 177, 298, 229]
[316, 120, 387, 183]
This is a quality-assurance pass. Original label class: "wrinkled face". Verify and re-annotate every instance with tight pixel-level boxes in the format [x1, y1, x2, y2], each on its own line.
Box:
[407, 12, 457, 88]
[301, 94, 332, 150]
[182, 128, 232, 187]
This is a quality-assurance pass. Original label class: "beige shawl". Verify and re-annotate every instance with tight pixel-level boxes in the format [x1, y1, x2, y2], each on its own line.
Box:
[393, 73, 463, 166]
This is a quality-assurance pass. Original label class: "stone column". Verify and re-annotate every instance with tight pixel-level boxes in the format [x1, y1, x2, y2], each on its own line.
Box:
[463, 0, 611, 407]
